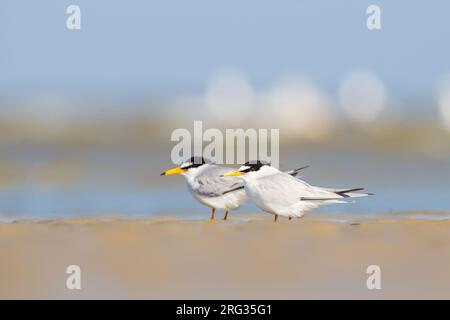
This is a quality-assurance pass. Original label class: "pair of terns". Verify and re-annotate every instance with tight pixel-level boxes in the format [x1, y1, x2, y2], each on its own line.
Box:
[161, 157, 372, 222]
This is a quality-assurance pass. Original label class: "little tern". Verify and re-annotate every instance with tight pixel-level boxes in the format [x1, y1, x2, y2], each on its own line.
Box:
[223, 160, 372, 222]
[161, 157, 308, 220]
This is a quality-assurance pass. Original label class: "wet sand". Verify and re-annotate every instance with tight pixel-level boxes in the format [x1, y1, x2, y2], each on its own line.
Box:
[1, 215, 450, 299]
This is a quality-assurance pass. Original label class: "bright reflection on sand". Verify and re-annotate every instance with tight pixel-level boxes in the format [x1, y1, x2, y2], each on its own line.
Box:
[437, 76, 450, 133]
[265, 78, 334, 140]
[204, 68, 255, 125]
[338, 70, 386, 125]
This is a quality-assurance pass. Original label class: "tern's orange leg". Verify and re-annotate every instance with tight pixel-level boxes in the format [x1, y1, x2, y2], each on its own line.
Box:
[210, 208, 216, 220]
[274, 214, 279, 222]
[223, 211, 229, 221]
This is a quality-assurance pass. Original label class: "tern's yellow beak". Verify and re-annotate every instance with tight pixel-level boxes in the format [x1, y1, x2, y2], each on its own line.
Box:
[223, 170, 244, 177]
[160, 167, 186, 176]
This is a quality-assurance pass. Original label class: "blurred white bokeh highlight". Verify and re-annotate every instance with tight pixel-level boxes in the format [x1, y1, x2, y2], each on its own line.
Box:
[204, 68, 255, 125]
[338, 70, 386, 125]
[437, 76, 450, 133]
[265, 79, 334, 140]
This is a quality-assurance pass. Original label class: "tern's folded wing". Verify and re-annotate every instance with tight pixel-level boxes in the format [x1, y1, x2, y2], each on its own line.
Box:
[194, 166, 244, 197]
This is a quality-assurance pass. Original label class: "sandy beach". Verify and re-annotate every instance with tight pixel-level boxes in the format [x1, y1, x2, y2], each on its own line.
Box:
[1, 214, 450, 299]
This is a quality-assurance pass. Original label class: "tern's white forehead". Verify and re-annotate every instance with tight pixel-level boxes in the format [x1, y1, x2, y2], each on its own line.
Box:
[180, 161, 193, 169]
[238, 165, 251, 171]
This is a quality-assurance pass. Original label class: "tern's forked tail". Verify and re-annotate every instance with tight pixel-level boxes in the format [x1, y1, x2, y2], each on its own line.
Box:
[335, 187, 374, 198]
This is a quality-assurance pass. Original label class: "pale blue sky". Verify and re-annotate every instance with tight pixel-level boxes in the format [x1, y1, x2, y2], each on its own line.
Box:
[1, 0, 450, 101]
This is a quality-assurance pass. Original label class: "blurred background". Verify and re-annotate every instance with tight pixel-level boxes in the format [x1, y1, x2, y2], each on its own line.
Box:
[1, 0, 450, 221]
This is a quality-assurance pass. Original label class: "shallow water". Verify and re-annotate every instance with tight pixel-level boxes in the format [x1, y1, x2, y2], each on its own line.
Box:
[0, 145, 449, 222]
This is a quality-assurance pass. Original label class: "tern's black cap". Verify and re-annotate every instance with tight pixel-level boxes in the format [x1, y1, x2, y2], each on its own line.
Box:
[241, 160, 270, 172]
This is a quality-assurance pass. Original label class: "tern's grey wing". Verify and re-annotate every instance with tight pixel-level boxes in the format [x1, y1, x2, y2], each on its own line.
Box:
[194, 166, 244, 197]
[257, 172, 339, 203]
